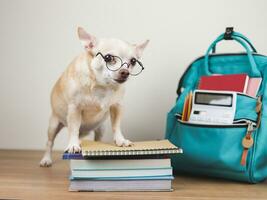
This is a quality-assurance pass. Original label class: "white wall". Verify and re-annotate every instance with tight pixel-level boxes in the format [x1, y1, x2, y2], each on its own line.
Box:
[0, 0, 267, 150]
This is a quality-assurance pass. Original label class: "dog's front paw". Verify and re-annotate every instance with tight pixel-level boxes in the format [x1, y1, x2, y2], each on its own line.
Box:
[65, 142, 81, 154]
[40, 156, 52, 167]
[114, 137, 133, 147]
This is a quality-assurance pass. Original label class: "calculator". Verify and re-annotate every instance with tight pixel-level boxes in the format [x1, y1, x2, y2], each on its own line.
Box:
[189, 90, 237, 124]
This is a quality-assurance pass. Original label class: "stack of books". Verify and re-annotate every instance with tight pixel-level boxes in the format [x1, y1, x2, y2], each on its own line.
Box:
[63, 140, 182, 192]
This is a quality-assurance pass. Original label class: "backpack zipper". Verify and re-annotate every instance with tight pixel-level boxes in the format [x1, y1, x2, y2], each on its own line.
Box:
[175, 113, 256, 128]
[241, 121, 255, 166]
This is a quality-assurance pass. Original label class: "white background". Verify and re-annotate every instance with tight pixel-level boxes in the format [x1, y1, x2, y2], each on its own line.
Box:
[0, 0, 267, 150]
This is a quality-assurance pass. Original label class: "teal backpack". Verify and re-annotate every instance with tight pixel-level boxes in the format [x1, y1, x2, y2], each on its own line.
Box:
[165, 28, 267, 183]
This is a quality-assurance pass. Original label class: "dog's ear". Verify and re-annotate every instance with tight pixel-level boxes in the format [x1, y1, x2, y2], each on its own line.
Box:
[78, 27, 97, 51]
[135, 40, 149, 58]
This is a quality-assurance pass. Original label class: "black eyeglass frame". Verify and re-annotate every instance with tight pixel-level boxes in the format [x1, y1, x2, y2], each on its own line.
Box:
[96, 52, 144, 76]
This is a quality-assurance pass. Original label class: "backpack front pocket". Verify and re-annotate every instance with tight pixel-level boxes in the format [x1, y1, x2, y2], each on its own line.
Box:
[169, 118, 256, 179]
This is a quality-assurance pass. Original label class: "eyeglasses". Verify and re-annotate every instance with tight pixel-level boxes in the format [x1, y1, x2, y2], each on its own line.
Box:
[96, 52, 144, 76]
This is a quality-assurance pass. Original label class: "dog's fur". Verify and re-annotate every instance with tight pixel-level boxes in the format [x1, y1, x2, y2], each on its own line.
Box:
[40, 27, 148, 167]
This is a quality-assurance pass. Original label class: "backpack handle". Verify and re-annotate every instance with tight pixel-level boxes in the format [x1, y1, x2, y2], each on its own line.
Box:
[212, 32, 257, 53]
[204, 32, 261, 76]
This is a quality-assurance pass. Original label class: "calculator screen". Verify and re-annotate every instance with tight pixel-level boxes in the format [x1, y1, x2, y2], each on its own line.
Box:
[195, 92, 233, 107]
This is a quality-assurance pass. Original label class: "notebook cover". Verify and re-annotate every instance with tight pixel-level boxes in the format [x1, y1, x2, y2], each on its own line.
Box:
[198, 74, 249, 93]
[81, 140, 182, 157]
[82, 140, 179, 151]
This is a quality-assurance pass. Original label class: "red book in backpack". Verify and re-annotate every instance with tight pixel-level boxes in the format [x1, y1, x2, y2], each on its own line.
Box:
[198, 74, 249, 93]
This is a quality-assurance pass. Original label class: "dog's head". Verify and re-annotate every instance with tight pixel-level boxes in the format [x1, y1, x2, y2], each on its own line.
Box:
[78, 27, 149, 86]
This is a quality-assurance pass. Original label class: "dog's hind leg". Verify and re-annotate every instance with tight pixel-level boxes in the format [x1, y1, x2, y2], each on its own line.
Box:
[40, 113, 63, 167]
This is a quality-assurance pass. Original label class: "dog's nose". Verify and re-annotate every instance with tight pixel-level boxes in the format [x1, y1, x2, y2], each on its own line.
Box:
[119, 69, 130, 79]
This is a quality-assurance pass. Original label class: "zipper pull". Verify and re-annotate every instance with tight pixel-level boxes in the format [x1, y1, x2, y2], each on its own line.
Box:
[240, 122, 254, 166]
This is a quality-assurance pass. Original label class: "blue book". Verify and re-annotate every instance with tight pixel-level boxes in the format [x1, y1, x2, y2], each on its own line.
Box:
[62, 153, 84, 160]
[71, 167, 173, 179]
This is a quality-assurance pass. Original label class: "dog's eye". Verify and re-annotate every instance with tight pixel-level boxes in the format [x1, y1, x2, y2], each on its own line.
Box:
[130, 58, 137, 66]
[104, 54, 117, 65]
[104, 54, 113, 63]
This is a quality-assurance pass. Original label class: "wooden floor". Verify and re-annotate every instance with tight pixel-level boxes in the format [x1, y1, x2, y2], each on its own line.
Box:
[0, 150, 267, 200]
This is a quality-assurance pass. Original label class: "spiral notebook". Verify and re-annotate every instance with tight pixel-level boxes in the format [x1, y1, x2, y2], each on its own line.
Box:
[81, 140, 182, 157]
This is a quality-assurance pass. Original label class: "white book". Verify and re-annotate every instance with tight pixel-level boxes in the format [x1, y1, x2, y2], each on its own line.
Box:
[69, 179, 172, 192]
[70, 158, 171, 170]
